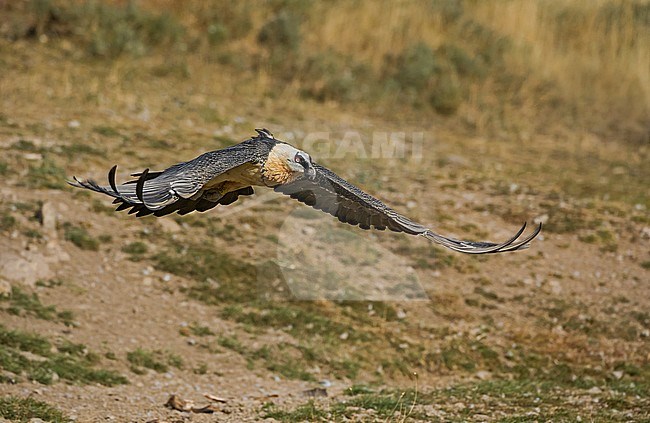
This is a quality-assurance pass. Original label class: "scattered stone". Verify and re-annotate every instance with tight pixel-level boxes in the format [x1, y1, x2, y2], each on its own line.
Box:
[203, 394, 227, 403]
[0, 251, 53, 287]
[587, 386, 602, 395]
[0, 279, 11, 297]
[641, 227, 650, 239]
[156, 218, 182, 234]
[612, 370, 624, 380]
[475, 370, 491, 380]
[165, 394, 219, 414]
[339, 332, 349, 340]
[302, 387, 327, 398]
[301, 226, 316, 236]
[67, 120, 80, 128]
[444, 154, 469, 167]
[396, 309, 407, 319]
[39, 202, 57, 236]
[549, 279, 562, 295]
[534, 214, 549, 225]
[137, 107, 151, 122]
[23, 153, 43, 161]
[165, 394, 192, 412]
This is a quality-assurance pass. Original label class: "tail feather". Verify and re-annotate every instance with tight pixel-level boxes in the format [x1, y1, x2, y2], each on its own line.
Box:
[68, 165, 178, 211]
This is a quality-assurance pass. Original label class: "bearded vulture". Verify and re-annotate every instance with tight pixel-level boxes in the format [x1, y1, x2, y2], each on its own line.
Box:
[69, 129, 541, 254]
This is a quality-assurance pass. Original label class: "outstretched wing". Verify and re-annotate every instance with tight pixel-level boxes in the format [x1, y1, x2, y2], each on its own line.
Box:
[68, 140, 264, 217]
[275, 163, 541, 254]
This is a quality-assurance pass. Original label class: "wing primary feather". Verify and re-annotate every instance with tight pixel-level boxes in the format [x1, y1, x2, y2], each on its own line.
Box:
[423, 222, 528, 254]
[491, 222, 542, 252]
[108, 165, 119, 195]
[135, 168, 149, 205]
[115, 202, 131, 212]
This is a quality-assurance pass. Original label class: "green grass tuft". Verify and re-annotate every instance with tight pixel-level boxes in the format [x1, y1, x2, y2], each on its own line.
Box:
[24, 158, 67, 190]
[0, 325, 127, 386]
[1, 286, 75, 326]
[122, 241, 148, 261]
[0, 211, 16, 232]
[0, 396, 70, 423]
[262, 400, 327, 422]
[126, 348, 182, 374]
[63, 222, 99, 251]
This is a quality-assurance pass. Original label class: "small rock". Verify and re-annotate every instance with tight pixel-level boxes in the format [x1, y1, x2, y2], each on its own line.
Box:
[475, 370, 491, 380]
[40, 202, 57, 236]
[137, 107, 151, 122]
[587, 386, 602, 394]
[396, 309, 407, 319]
[23, 153, 43, 161]
[534, 214, 549, 225]
[302, 388, 327, 398]
[339, 332, 349, 340]
[549, 279, 562, 295]
[612, 370, 624, 380]
[67, 120, 80, 128]
[0, 252, 53, 287]
[444, 154, 469, 167]
[301, 226, 316, 236]
[0, 279, 11, 297]
[641, 227, 650, 239]
[157, 218, 182, 234]
[204, 394, 227, 403]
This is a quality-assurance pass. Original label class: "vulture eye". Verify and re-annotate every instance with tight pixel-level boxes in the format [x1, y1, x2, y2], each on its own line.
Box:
[294, 154, 304, 164]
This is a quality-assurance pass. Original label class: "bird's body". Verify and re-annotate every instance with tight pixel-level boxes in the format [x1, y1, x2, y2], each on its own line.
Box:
[69, 129, 541, 254]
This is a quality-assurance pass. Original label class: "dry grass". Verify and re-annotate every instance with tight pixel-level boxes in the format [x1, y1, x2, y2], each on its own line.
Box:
[3, 0, 647, 140]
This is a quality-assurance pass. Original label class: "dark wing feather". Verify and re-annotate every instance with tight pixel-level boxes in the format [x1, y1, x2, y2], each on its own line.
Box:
[68, 139, 269, 217]
[275, 163, 541, 254]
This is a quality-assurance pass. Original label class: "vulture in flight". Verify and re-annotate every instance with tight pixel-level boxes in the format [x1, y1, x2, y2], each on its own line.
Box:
[69, 129, 541, 254]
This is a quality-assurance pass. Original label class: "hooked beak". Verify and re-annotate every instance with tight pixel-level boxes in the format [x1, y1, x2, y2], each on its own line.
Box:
[306, 164, 317, 180]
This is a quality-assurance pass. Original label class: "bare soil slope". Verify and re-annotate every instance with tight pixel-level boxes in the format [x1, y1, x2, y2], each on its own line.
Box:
[1, 41, 649, 422]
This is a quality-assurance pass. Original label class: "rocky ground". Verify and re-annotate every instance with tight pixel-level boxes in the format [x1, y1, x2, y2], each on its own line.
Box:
[1, 39, 649, 422]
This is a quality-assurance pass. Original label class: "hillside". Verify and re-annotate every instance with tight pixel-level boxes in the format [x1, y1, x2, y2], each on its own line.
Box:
[1, 1, 649, 421]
